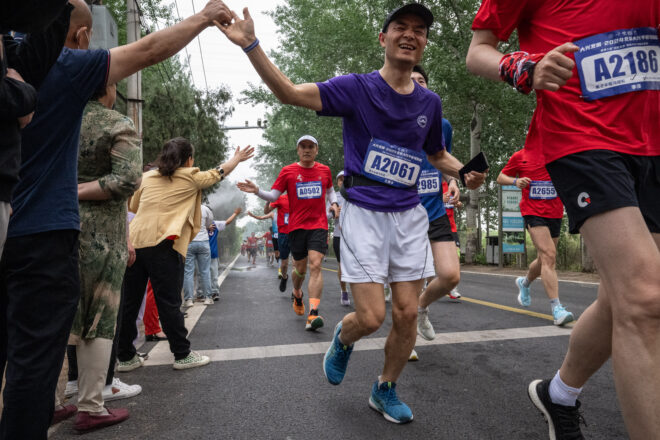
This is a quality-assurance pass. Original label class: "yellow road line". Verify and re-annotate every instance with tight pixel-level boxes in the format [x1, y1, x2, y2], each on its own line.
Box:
[320, 268, 562, 323]
[461, 296, 554, 322]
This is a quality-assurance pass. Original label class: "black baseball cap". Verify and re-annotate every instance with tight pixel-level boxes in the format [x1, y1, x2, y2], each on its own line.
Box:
[382, 3, 434, 33]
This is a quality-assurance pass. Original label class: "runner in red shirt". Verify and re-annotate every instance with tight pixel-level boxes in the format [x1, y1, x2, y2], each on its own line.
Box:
[467, 1, 660, 437]
[259, 229, 275, 266]
[238, 135, 339, 331]
[246, 232, 258, 265]
[498, 149, 573, 325]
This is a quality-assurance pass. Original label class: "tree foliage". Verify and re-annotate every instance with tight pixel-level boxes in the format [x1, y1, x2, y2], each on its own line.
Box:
[102, 0, 233, 173]
[244, 0, 537, 235]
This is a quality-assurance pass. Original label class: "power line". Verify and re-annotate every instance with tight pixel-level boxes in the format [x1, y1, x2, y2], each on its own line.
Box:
[188, 0, 209, 92]
[173, 0, 196, 88]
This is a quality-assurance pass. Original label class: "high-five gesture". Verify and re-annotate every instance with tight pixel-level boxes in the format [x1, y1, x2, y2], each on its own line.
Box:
[236, 179, 259, 194]
[200, 0, 232, 27]
[214, 7, 256, 48]
[217, 145, 254, 177]
[233, 145, 255, 163]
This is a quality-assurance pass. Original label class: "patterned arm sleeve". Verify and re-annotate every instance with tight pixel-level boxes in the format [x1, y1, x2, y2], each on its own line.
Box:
[98, 116, 143, 200]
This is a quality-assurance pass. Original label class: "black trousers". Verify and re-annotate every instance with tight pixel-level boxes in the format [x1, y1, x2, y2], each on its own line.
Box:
[118, 240, 190, 361]
[0, 230, 80, 440]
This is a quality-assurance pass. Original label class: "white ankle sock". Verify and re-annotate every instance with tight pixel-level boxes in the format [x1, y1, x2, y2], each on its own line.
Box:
[549, 370, 582, 407]
[418, 306, 428, 314]
[522, 277, 531, 288]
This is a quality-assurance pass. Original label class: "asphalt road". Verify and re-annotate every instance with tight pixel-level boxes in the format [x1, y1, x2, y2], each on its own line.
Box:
[52, 254, 626, 440]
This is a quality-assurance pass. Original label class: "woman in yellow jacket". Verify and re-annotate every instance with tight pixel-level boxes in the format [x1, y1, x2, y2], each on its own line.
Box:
[117, 137, 253, 370]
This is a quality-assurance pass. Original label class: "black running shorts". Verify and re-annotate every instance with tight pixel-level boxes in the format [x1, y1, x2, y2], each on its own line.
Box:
[546, 150, 660, 234]
[427, 214, 454, 242]
[288, 228, 328, 261]
[523, 215, 562, 238]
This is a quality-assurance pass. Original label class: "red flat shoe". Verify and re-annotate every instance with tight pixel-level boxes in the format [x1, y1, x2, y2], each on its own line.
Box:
[51, 404, 77, 425]
[74, 407, 129, 432]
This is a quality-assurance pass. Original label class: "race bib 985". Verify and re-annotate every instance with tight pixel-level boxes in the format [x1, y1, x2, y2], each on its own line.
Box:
[529, 181, 557, 200]
[362, 138, 424, 188]
[417, 169, 441, 195]
[574, 27, 660, 101]
[296, 181, 322, 199]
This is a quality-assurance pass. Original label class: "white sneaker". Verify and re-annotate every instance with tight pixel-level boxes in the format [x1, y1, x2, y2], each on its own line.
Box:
[408, 349, 419, 362]
[102, 377, 142, 402]
[65, 380, 78, 398]
[203, 297, 214, 305]
[183, 299, 194, 308]
[417, 307, 436, 340]
[448, 289, 462, 299]
[384, 285, 392, 303]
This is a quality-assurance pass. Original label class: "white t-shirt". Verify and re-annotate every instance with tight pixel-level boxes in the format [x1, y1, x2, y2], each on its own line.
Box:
[192, 205, 214, 242]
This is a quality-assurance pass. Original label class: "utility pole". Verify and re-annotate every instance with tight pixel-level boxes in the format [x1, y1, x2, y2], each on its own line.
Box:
[126, 0, 142, 137]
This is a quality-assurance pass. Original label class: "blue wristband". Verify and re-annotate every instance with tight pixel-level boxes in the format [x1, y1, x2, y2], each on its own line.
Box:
[243, 38, 259, 54]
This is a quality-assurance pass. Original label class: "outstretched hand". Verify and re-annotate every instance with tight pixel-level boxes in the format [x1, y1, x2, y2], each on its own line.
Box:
[234, 145, 255, 162]
[237, 179, 259, 194]
[214, 7, 256, 49]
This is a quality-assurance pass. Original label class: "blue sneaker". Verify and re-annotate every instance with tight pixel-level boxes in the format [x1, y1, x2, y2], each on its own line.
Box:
[516, 276, 531, 307]
[323, 321, 353, 385]
[369, 381, 413, 424]
[552, 304, 575, 326]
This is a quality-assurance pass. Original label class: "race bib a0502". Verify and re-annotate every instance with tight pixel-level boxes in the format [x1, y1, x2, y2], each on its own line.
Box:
[362, 138, 424, 188]
[417, 169, 441, 195]
[529, 181, 557, 200]
[296, 181, 322, 199]
[574, 27, 660, 101]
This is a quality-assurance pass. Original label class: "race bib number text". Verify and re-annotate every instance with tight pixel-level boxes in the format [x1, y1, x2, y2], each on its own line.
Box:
[362, 139, 424, 188]
[529, 181, 557, 200]
[296, 181, 323, 199]
[417, 169, 441, 195]
[575, 27, 660, 101]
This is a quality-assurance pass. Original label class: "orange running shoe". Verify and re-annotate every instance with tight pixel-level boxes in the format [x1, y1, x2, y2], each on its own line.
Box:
[292, 292, 305, 316]
[306, 309, 324, 331]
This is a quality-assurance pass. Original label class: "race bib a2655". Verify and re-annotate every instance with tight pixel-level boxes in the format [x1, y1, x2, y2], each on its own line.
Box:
[529, 181, 557, 200]
[362, 138, 424, 188]
[574, 27, 660, 101]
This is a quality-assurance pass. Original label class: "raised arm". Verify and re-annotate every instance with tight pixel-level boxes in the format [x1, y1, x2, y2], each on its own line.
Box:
[247, 210, 273, 221]
[108, 0, 231, 85]
[215, 8, 322, 111]
[224, 207, 242, 225]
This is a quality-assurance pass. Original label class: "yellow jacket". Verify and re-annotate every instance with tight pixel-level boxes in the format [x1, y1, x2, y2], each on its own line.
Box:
[128, 167, 222, 257]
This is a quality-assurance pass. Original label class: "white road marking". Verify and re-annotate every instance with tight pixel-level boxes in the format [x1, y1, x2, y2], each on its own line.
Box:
[461, 270, 600, 286]
[142, 325, 571, 366]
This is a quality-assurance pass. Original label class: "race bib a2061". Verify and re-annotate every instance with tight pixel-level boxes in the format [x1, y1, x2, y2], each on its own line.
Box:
[361, 138, 424, 188]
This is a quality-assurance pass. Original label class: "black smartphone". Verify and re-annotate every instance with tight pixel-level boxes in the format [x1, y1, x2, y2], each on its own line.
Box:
[459, 152, 489, 186]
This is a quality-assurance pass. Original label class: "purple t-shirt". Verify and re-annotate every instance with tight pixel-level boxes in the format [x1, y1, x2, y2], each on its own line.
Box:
[317, 71, 444, 212]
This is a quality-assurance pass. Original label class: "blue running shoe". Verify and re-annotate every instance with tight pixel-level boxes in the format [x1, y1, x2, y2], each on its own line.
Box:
[369, 381, 413, 424]
[553, 304, 575, 326]
[516, 276, 531, 307]
[323, 321, 353, 385]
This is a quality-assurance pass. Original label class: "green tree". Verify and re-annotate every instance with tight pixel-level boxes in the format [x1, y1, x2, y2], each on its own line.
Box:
[244, 0, 535, 254]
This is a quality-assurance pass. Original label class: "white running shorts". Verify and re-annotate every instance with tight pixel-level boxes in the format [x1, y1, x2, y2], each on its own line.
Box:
[339, 201, 434, 284]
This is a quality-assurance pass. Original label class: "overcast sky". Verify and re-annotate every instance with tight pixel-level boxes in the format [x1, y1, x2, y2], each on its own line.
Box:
[167, 0, 285, 183]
